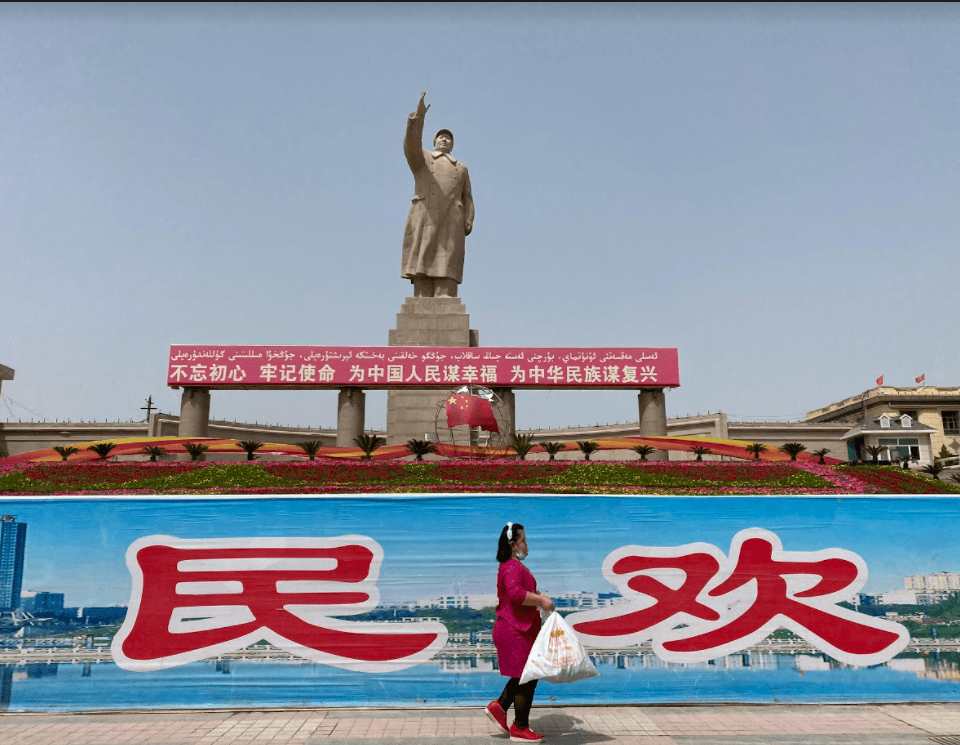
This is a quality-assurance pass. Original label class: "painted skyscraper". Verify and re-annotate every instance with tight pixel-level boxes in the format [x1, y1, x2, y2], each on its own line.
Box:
[0, 515, 27, 611]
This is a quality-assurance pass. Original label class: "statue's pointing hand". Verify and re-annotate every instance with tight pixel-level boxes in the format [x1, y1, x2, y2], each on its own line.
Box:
[416, 91, 430, 118]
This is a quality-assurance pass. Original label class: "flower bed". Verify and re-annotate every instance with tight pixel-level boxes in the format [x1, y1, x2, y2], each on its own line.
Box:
[0, 460, 956, 496]
[840, 465, 960, 494]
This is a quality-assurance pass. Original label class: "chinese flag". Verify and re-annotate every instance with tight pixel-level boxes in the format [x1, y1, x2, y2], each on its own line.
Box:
[916, 374, 925, 384]
[876, 375, 884, 386]
[445, 394, 500, 433]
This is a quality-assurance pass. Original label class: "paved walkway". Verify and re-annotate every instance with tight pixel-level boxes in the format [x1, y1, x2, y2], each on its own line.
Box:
[2, 704, 960, 745]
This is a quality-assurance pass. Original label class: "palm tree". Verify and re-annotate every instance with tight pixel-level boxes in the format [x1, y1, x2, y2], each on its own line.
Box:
[865, 445, 887, 464]
[576, 440, 600, 461]
[53, 446, 80, 462]
[295, 440, 324, 461]
[745, 442, 767, 461]
[921, 461, 945, 480]
[511, 433, 534, 460]
[406, 439, 437, 461]
[354, 434, 386, 461]
[690, 445, 712, 462]
[812, 448, 830, 465]
[779, 442, 807, 461]
[541, 442, 564, 461]
[184, 442, 209, 461]
[141, 445, 167, 462]
[632, 445, 656, 462]
[88, 442, 116, 461]
[237, 440, 264, 461]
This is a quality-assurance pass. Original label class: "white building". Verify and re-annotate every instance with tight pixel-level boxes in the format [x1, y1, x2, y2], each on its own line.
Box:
[404, 593, 497, 611]
[905, 571, 960, 592]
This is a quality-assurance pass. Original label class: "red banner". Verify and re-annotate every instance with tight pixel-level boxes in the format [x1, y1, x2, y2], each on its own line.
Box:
[167, 346, 680, 390]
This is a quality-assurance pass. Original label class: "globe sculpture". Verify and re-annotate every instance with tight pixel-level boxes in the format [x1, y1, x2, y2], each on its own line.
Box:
[433, 385, 512, 458]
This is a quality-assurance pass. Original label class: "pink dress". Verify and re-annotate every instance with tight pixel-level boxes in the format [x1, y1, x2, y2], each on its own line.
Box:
[493, 558, 542, 678]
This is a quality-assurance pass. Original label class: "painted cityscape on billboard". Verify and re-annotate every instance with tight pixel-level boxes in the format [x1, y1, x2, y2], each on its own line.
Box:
[1, 496, 959, 711]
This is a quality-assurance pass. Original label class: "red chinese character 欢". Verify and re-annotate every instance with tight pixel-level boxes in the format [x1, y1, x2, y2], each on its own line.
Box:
[112, 535, 447, 673]
[567, 528, 908, 666]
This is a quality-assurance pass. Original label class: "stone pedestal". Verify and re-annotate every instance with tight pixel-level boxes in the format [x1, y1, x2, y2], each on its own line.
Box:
[336, 388, 366, 446]
[638, 388, 668, 461]
[386, 297, 479, 445]
[179, 387, 211, 438]
[491, 387, 516, 442]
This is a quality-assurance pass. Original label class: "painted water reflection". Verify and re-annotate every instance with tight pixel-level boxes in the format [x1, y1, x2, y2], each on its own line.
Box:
[2, 650, 960, 712]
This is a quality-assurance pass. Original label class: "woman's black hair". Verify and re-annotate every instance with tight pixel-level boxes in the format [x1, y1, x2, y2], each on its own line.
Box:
[497, 522, 524, 563]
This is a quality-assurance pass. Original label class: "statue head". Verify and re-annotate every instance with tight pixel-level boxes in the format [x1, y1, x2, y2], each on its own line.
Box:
[433, 129, 454, 154]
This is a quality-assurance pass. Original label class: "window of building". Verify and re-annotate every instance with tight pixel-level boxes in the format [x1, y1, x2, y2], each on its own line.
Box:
[942, 411, 960, 435]
[879, 415, 891, 428]
[900, 410, 919, 421]
[879, 438, 920, 461]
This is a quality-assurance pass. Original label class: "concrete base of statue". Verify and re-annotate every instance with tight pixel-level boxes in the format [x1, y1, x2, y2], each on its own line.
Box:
[386, 296, 480, 446]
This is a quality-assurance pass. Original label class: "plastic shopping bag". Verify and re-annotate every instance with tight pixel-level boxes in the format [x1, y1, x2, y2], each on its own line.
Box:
[519, 611, 599, 685]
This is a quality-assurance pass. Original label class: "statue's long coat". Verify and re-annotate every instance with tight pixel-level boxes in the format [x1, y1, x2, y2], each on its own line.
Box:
[401, 113, 474, 284]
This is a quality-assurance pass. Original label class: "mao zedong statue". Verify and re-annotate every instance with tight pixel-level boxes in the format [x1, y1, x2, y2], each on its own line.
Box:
[401, 92, 475, 298]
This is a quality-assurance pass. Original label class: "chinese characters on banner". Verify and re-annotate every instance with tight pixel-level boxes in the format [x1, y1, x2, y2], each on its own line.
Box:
[565, 528, 909, 667]
[166, 346, 679, 389]
[112, 536, 448, 673]
[113, 529, 907, 673]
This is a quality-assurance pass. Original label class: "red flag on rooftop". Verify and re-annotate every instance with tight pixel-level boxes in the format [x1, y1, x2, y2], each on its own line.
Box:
[445, 393, 500, 433]
[916, 374, 925, 384]
[876, 375, 884, 386]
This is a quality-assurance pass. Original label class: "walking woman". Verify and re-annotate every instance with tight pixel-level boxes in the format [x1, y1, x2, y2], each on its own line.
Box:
[485, 522, 555, 742]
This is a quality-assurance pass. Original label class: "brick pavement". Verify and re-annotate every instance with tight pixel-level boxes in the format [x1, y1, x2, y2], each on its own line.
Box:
[1, 704, 959, 745]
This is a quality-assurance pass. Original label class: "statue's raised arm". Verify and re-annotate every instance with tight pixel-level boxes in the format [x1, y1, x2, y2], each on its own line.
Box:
[403, 92, 429, 174]
[400, 92, 475, 298]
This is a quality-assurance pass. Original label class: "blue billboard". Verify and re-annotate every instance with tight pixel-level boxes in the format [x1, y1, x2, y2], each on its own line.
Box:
[0, 495, 958, 711]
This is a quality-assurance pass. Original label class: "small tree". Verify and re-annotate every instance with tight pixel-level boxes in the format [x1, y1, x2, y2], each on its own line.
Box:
[690, 445, 712, 462]
[576, 440, 600, 461]
[812, 447, 830, 465]
[936, 444, 954, 460]
[865, 444, 887, 464]
[950, 473, 960, 486]
[237, 440, 264, 461]
[541, 442, 564, 461]
[779, 442, 807, 461]
[745, 442, 767, 461]
[184, 442, 209, 461]
[88, 442, 116, 461]
[632, 444, 656, 462]
[141, 445, 167, 462]
[53, 446, 80, 462]
[295, 440, 324, 461]
[511, 433, 534, 460]
[921, 461, 945, 480]
[354, 434, 386, 461]
[406, 439, 437, 461]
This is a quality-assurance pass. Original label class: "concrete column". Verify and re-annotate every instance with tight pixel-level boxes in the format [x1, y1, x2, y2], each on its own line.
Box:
[492, 388, 516, 443]
[337, 388, 366, 447]
[638, 388, 668, 461]
[178, 387, 211, 438]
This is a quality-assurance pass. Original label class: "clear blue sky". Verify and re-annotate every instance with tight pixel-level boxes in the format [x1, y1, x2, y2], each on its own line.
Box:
[2, 4, 958, 431]
[8, 495, 960, 607]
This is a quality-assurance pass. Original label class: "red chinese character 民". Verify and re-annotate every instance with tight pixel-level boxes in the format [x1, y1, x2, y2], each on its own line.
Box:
[112, 536, 447, 673]
[567, 528, 908, 666]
